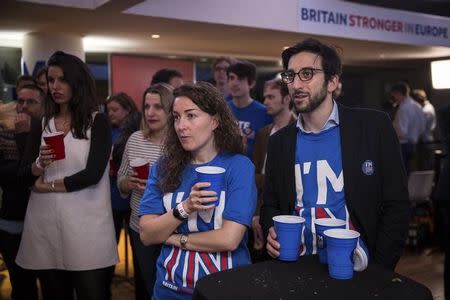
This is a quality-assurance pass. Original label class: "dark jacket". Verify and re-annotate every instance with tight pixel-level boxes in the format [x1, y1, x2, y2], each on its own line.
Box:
[435, 104, 450, 202]
[260, 103, 410, 270]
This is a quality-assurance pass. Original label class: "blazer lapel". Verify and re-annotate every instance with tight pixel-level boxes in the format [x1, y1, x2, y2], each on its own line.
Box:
[338, 104, 359, 210]
[286, 122, 298, 213]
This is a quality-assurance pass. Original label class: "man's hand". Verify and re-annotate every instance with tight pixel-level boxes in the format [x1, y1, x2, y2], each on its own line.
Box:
[266, 226, 280, 258]
[14, 113, 31, 133]
[252, 216, 264, 250]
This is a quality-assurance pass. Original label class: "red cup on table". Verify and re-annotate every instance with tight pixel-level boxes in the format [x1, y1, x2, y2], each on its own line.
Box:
[43, 131, 65, 160]
[130, 158, 149, 180]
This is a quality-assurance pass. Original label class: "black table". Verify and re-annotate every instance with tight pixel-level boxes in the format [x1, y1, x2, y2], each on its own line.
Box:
[193, 256, 433, 300]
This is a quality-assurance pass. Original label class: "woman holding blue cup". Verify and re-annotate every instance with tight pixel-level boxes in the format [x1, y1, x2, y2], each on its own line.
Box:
[139, 82, 256, 299]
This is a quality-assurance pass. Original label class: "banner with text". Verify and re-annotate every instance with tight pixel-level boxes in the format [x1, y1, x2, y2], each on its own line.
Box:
[298, 0, 450, 47]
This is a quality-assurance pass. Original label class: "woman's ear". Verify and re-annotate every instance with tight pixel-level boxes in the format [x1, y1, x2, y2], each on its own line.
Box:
[212, 115, 219, 131]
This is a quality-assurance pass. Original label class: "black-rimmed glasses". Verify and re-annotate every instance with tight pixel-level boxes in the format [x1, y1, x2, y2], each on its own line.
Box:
[280, 68, 324, 84]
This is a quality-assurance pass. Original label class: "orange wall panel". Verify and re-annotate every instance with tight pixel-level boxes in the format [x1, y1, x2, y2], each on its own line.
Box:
[111, 54, 194, 109]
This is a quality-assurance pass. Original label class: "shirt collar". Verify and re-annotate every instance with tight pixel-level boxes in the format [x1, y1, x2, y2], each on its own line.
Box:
[296, 100, 340, 133]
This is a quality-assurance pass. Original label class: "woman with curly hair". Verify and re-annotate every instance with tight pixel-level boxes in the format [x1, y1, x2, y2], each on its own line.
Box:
[139, 82, 256, 299]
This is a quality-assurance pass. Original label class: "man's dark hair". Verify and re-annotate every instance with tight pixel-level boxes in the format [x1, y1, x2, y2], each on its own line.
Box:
[16, 75, 36, 90]
[211, 57, 235, 69]
[150, 68, 183, 85]
[281, 38, 342, 82]
[390, 82, 410, 96]
[227, 60, 257, 85]
[17, 83, 45, 100]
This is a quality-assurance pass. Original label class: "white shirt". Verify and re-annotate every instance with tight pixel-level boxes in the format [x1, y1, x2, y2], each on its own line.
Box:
[421, 100, 436, 142]
[393, 96, 426, 144]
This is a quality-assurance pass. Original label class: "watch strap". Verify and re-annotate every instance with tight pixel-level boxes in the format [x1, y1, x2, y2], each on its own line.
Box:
[172, 205, 185, 221]
[177, 202, 189, 219]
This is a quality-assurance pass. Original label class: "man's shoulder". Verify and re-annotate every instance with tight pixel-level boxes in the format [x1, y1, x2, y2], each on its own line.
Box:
[270, 122, 296, 141]
[250, 99, 265, 109]
[339, 104, 390, 123]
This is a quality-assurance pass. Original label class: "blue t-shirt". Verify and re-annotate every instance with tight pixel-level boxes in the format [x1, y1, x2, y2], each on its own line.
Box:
[110, 127, 130, 211]
[227, 100, 272, 158]
[139, 153, 256, 299]
[294, 126, 368, 258]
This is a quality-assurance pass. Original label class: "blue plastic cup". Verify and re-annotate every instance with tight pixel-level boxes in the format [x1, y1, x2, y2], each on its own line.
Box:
[195, 166, 226, 206]
[273, 215, 305, 261]
[314, 218, 346, 264]
[324, 229, 360, 280]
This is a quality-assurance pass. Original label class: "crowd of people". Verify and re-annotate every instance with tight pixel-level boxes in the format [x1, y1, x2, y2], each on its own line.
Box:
[0, 37, 448, 300]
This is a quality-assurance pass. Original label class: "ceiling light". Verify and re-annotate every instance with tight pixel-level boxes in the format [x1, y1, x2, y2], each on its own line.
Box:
[83, 36, 135, 51]
[0, 31, 26, 47]
[151, 34, 160, 39]
[431, 59, 450, 89]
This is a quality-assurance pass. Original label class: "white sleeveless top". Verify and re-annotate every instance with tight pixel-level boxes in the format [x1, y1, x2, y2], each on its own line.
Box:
[16, 116, 118, 270]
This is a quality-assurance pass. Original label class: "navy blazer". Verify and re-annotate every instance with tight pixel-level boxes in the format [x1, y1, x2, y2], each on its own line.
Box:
[260, 103, 410, 270]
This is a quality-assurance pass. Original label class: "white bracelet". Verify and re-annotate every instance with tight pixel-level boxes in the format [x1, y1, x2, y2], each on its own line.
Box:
[35, 157, 44, 170]
[177, 202, 189, 219]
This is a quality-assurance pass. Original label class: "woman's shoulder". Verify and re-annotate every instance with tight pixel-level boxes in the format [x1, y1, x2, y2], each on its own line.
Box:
[127, 130, 145, 142]
[219, 153, 254, 169]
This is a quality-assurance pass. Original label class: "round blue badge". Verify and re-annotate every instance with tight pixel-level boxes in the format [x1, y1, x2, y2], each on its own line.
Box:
[362, 160, 374, 176]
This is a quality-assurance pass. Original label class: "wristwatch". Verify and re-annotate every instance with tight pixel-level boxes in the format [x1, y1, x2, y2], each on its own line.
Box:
[173, 203, 189, 221]
[180, 234, 189, 249]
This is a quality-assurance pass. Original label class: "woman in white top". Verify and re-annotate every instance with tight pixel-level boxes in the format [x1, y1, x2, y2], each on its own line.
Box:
[117, 83, 174, 299]
[16, 51, 117, 300]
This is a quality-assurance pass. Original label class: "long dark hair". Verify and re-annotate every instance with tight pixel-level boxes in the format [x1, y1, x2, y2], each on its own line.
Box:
[45, 51, 98, 139]
[158, 82, 243, 193]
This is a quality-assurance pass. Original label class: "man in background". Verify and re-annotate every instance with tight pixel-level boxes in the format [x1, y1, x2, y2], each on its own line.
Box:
[251, 78, 296, 260]
[210, 57, 234, 100]
[151, 68, 184, 88]
[390, 82, 426, 174]
[227, 60, 272, 159]
[0, 83, 45, 300]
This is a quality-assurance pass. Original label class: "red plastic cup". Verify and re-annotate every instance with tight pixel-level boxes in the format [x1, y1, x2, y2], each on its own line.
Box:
[43, 131, 65, 160]
[130, 158, 149, 179]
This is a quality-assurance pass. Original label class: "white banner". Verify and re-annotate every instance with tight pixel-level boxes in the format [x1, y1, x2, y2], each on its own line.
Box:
[298, 0, 450, 47]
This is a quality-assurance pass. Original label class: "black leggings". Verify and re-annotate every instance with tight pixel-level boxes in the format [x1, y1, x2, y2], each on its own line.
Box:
[39, 267, 112, 300]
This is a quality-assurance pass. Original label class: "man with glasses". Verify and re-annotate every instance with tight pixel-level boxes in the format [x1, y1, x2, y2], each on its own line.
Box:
[210, 57, 235, 100]
[0, 83, 45, 299]
[260, 38, 410, 270]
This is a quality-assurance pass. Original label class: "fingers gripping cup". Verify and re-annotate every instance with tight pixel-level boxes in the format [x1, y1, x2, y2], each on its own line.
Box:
[43, 131, 65, 160]
[130, 158, 150, 180]
[324, 229, 360, 280]
[195, 166, 226, 206]
[314, 218, 346, 264]
[272, 215, 305, 261]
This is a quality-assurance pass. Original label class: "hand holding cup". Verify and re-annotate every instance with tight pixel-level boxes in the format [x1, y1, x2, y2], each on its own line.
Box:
[184, 182, 217, 214]
[42, 131, 65, 160]
[127, 169, 147, 192]
[195, 166, 225, 207]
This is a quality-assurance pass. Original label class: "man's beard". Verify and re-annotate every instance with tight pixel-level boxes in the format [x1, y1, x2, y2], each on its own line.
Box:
[291, 81, 328, 114]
